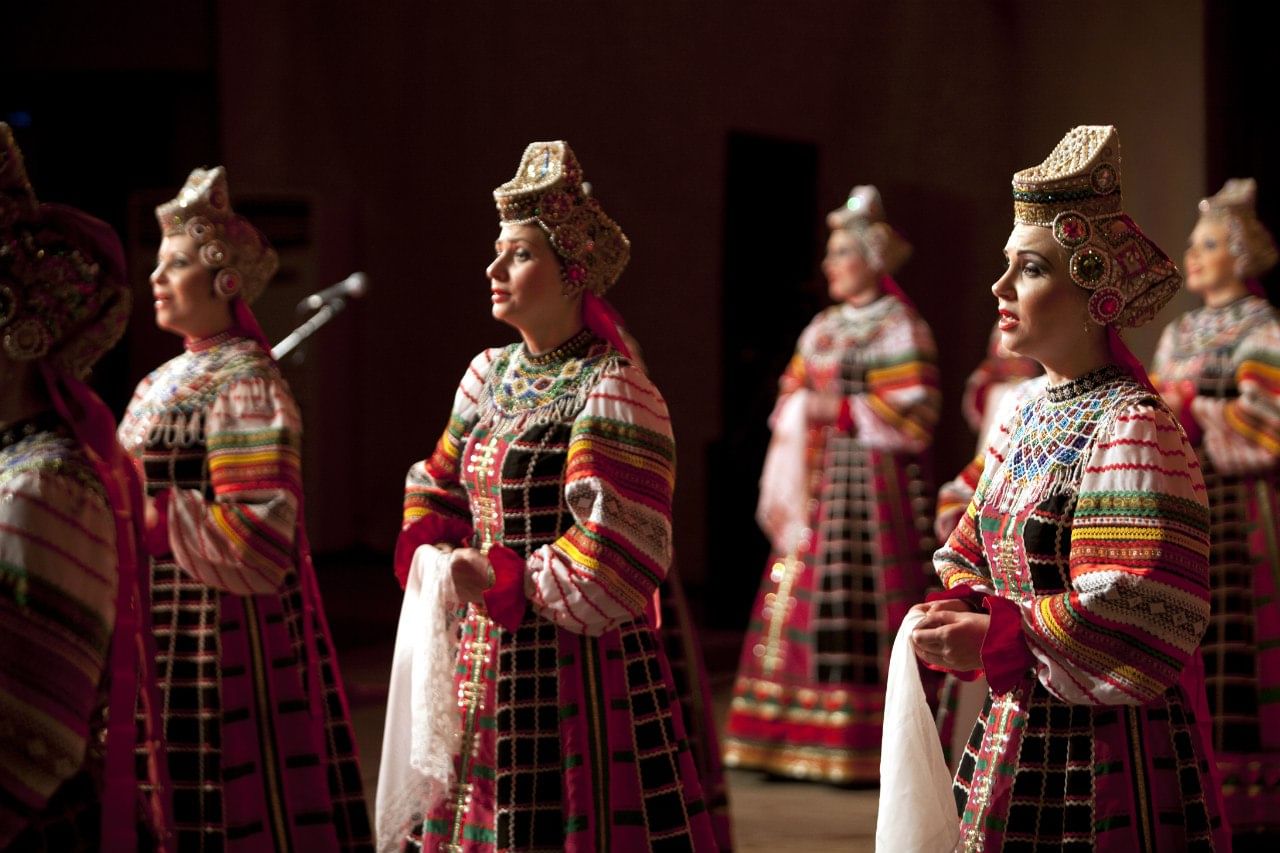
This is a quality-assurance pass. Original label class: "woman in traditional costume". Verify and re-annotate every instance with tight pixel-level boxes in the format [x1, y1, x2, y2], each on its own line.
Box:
[722, 184, 940, 783]
[377, 141, 719, 852]
[0, 123, 170, 850]
[1151, 178, 1280, 845]
[118, 167, 372, 851]
[913, 125, 1230, 850]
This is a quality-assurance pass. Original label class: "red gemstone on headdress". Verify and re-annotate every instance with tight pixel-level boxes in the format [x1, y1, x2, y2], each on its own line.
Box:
[1089, 286, 1123, 323]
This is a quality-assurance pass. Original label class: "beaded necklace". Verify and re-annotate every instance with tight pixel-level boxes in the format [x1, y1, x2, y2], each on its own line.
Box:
[489, 330, 607, 419]
[987, 365, 1140, 513]
[1181, 294, 1273, 355]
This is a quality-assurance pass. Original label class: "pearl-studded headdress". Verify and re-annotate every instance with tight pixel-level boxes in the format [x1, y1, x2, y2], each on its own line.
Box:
[156, 166, 278, 305]
[825, 185, 912, 276]
[1012, 125, 1180, 328]
[0, 123, 130, 377]
[493, 141, 630, 296]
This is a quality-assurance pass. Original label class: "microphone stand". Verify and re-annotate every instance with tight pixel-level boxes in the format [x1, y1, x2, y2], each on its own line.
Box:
[272, 296, 352, 361]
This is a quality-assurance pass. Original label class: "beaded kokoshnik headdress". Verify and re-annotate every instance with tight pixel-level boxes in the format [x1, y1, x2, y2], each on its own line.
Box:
[826, 184, 912, 276]
[1013, 125, 1180, 328]
[156, 166, 278, 305]
[493, 141, 630, 296]
[0, 122, 130, 377]
[1196, 178, 1278, 279]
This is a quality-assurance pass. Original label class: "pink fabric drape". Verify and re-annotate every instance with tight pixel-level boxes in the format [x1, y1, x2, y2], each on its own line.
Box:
[1106, 327, 1158, 395]
[231, 297, 273, 353]
[878, 274, 918, 313]
[583, 292, 633, 359]
[38, 363, 173, 852]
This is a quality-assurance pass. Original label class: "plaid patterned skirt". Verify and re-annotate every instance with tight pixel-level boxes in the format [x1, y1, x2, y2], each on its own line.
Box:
[408, 610, 720, 852]
[953, 680, 1229, 851]
[724, 436, 937, 783]
[138, 556, 372, 851]
[1198, 464, 1280, 834]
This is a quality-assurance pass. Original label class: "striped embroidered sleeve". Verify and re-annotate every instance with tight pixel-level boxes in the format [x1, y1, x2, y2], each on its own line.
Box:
[403, 349, 496, 528]
[0, 468, 116, 845]
[526, 361, 676, 636]
[847, 311, 940, 452]
[167, 374, 302, 594]
[933, 400, 1022, 593]
[1025, 404, 1211, 705]
[1192, 320, 1280, 474]
[934, 452, 984, 544]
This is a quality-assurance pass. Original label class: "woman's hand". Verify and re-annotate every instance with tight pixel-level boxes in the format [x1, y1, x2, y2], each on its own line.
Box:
[449, 547, 494, 604]
[911, 604, 990, 672]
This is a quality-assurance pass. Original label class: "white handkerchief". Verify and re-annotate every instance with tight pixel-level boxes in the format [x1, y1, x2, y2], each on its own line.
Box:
[876, 609, 962, 852]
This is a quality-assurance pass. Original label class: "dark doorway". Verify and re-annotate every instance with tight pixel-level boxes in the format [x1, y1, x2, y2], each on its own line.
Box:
[706, 131, 821, 629]
[1205, 3, 1279, 303]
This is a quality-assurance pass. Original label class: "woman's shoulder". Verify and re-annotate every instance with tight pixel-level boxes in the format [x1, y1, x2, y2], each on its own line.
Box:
[580, 355, 672, 433]
[0, 430, 108, 514]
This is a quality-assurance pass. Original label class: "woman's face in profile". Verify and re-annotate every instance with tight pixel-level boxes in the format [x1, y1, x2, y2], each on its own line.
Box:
[991, 224, 1088, 367]
[485, 224, 569, 332]
[151, 233, 230, 341]
[823, 228, 878, 305]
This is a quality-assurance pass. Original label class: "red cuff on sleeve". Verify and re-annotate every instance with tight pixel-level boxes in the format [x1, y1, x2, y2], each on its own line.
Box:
[393, 515, 475, 588]
[980, 595, 1036, 693]
[1177, 387, 1202, 447]
[145, 489, 172, 557]
[482, 545, 528, 633]
[927, 583, 985, 611]
[836, 398, 856, 434]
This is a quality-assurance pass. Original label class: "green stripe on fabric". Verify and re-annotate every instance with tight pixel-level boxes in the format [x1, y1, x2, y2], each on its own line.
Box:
[564, 753, 583, 770]
[564, 815, 589, 833]
[463, 824, 497, 843]
[560, 703, 579, 720]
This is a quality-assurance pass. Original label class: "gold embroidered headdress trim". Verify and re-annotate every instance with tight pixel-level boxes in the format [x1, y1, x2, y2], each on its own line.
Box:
[1012, 125, 1180, 328]
[493, 141, 629, 296]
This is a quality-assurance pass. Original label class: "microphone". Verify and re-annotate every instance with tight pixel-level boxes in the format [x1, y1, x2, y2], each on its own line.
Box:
[296, 272, 369, 312]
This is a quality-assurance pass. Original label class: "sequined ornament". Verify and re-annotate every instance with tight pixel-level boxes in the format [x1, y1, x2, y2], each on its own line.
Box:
[1012, 125, 1180, 328]
[1196, 177, 1278, 279]
[155, 166, 278, 305]
[825, 184, 912, 275]
[493, 141, 630, 296]
[0, 123, 130, 377]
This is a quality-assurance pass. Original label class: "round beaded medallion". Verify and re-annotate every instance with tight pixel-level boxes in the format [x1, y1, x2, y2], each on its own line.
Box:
[1087, 286, 1124, 324]
[1052, 211, 1091, 249]
[1069, 247, 1110, 289]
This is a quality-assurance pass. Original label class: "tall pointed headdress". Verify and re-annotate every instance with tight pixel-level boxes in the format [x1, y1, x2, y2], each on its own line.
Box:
[1012, 125, 1180, 328]
[156, 166, 278, 305]
[493, 141, 630, 296]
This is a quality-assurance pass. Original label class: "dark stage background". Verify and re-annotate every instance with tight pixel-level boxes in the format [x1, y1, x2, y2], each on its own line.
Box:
[6, 0, 1271, 634]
